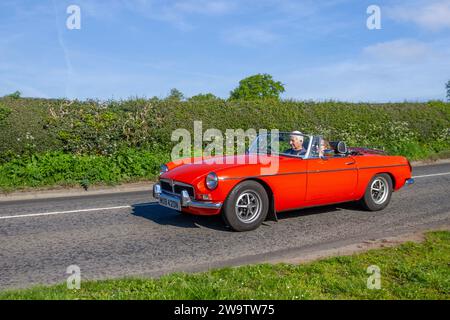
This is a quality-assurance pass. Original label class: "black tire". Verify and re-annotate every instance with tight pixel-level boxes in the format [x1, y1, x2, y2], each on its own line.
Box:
[222, 180, 269, 232]
[360, 173, 393, 211]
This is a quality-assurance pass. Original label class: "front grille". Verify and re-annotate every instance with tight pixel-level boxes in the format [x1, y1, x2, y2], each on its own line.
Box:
[160, 179, 195, 198]
[174, 185, 195, 197]
[160, 180, 172, 193]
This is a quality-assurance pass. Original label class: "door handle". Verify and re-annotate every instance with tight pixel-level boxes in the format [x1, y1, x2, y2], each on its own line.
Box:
[345, 161, 355, 165]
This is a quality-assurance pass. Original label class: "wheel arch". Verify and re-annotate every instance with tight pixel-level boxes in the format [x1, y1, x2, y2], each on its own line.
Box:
[357, 171, 396, 200]
[376, 171, 396, 190]
[240, 178, 277, 221]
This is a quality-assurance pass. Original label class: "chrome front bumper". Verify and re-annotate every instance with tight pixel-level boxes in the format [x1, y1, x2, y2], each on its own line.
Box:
[153, 183, 222, 209]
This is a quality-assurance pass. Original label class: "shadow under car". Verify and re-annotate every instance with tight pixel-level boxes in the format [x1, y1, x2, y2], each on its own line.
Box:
[131, 201, 364, 230]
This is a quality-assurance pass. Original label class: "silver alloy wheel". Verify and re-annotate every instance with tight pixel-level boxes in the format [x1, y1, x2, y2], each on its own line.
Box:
[235, 190, 262, 223]
[370, 177, 389, 205]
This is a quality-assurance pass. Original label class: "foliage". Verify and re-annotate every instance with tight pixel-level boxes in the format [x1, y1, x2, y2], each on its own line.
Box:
[188, 93, 222, 102]
[166, 88, 184, 101]
[0, 97, 449, 189]
[0, 98, 61, 163]
[0, 148, 169, 191]
[1, 231, 449, 299]
[229, 73, 285, 100]
[4, 90, 21, 99]
[0, 104, 11, 123]
[446, 80, 450, 102]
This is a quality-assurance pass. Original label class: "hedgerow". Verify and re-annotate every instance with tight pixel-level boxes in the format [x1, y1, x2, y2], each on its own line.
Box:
[0, 148, 169, 191]
[0, 97, 449, 190]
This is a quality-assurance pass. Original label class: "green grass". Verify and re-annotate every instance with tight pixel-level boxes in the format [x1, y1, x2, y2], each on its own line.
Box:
[1, 231, 449, 300]
[425, 149, 450, 161]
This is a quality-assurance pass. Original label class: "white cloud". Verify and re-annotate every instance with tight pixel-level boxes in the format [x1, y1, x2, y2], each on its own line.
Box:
[173, 0, 235, 15]
[388, 0, 450, 31]
[282, 39, 450, 102]
[363, 39, 430, 62]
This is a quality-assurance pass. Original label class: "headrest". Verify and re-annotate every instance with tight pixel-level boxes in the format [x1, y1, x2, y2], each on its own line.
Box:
[330, 141, 347, 154]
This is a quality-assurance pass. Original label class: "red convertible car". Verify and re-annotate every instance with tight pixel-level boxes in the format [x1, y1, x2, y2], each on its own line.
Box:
[153, 132, 414, 231]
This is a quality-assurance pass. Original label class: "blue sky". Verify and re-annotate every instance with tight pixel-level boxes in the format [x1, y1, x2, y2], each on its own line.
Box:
[1, 0, 449, 102]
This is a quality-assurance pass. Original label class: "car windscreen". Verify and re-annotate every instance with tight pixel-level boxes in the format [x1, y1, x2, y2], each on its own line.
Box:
[248, 132, 311, 159]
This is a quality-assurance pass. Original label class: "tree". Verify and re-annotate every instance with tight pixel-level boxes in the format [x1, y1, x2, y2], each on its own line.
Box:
[166, 88, 184, 101]
[446, 80, 450, 102]
[4, 90, 21, 99]
[188, 93, 221, 102]
[229, 74, 285, 100]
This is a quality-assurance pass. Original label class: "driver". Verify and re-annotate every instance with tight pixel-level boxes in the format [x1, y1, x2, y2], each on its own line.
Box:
[284, 131, 307, 156]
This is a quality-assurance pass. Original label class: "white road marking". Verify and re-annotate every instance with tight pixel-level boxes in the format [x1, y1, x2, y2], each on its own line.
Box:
[412, 172, 450, 179]
[0, 205, 131, 220]
[1, 171, 449, 221]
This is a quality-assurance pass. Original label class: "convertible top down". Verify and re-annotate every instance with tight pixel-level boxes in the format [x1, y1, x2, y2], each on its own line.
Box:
[153, 132, 414, 231]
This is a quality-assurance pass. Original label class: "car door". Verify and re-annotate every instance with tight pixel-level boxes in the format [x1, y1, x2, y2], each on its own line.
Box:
[305, 155, 358, 203]
[263, 155, 309, 212]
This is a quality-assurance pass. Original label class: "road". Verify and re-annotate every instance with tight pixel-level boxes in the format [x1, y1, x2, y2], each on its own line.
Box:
[1, 163, 449, 290]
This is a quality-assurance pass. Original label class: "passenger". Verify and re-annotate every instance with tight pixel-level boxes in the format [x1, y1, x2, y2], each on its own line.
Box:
[284, 131, 307, 156]
[319, 138, 332, 157]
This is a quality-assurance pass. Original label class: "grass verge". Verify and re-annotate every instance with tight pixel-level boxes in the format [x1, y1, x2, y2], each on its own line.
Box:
[1, 231, 449, 300]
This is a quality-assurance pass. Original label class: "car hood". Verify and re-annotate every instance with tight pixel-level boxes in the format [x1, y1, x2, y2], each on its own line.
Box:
[161, 154, 278, 184]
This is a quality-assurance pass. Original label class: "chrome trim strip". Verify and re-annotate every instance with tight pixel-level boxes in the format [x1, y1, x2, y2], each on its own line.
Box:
[219, 171, 307, 181]
[308, 168, 357, 174]
[358, 164, 409, 170]
[219, 163, 409, 180]
[189, 200, 223, 209]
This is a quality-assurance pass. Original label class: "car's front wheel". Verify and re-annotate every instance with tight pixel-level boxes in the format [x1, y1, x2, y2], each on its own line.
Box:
[360, 173, 393, 211]
[222, 180, 269, 232]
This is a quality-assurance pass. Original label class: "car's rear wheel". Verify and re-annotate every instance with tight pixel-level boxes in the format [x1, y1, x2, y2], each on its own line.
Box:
[360, 173, 393, 211]
[222, 180, 269, 231]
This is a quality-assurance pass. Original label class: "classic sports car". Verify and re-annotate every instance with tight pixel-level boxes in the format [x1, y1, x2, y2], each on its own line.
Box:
[153, 132, 414, 231]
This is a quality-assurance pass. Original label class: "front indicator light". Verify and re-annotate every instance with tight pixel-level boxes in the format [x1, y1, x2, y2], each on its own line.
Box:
[159, 164, 169, 175]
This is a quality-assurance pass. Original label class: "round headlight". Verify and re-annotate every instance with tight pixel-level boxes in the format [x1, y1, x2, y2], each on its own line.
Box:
[159, 164, 169, 175]
[205, 172, 218, 190]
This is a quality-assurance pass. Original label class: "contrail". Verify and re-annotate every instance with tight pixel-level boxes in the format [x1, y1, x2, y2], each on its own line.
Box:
[51, 0, 73, 98]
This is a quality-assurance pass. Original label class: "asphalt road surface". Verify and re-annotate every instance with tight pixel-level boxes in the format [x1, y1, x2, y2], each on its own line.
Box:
[1, 163, 449, 290]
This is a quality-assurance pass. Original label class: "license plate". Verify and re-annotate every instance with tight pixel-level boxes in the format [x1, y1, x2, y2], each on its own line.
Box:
[159, 194, 181, 211]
